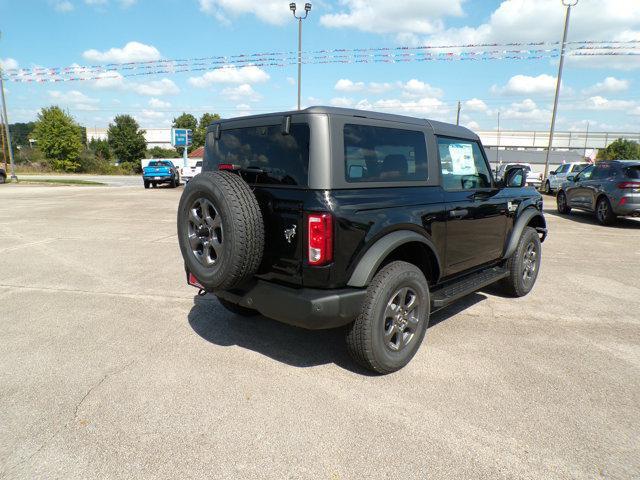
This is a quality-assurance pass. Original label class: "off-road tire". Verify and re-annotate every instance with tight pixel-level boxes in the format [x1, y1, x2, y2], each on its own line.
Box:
[501, 226, 541, 297]
[217, 297, 259, 317]
[152, 182, 157, 188]
[346, 261, 430, 374]
[177, 171, 264, 291]
[557, 191, 571, 214]
[596, 196, 616, 226]
[144, 180, 150, 189]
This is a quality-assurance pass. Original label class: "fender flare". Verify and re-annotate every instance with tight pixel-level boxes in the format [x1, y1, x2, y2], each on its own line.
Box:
[503, 208, 547, 259]
[347, 230, 441, 287]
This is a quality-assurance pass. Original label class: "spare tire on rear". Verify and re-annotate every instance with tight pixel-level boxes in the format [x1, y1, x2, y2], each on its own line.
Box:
[177, 171, 264, 291]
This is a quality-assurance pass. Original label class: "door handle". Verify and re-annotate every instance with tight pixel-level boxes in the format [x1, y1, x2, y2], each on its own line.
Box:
[450, 209, 468, 218]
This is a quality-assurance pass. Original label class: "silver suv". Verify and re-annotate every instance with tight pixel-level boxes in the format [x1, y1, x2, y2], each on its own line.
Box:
[543, 162, 590, 194]
[556, 160, 640, 225]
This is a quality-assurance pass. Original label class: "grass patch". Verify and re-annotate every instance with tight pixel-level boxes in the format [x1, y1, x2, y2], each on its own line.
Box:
[8, 178, 106, 186]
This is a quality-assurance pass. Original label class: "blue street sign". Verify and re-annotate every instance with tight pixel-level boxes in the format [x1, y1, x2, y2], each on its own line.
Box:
[172, 128, 193, 147]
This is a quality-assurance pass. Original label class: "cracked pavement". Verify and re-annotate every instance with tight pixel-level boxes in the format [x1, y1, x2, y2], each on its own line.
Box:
[1, 183, 639, 479]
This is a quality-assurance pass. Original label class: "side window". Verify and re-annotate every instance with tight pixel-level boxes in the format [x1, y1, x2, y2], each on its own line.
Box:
[437, 137, 491, 190]
[577, 165, 595, 181]
[343, 124, 428, 183]
[558, 165, 570, 174]
[592, 163, 614, 180]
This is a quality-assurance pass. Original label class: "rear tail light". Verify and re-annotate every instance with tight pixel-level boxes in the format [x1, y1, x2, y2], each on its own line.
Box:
[619, 197, 628, 206]
[218, 163, 239, 171]
[187, 272, 203, 289]
[617, 182, 640, 189]
[307, 213, 333, 266]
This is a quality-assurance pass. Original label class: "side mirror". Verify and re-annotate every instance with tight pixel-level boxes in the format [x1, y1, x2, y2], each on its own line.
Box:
[504, 167, 526, 188]
[549, 171, 556, 175]
[567, 175, 575, 182]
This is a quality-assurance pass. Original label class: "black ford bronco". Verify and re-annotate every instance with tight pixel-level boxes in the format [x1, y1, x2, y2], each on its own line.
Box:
[177, 107, 546, 374]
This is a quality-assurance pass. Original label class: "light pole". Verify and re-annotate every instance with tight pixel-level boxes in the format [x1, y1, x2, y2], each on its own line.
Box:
[290, 2, 311, 111]
[0, 31, 17, 180]
[542, 0, 578, 183]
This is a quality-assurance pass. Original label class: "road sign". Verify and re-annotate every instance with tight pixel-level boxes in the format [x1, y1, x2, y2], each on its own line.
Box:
[172, 128, 193, 147]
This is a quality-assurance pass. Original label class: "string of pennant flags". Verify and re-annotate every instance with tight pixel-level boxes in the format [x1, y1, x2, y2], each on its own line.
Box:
[3, 39, 639, 84]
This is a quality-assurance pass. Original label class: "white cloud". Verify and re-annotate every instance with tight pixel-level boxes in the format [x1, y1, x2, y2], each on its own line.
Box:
[464, 98, 488, 112]
[584, 96, 636, 111]
[148, 98, 171, 108]
[582, 77, 630, 95]
[499, 98, 551, 123]
[491, 74, 558, 96]
[82, 41, 161, 63]
[53, 1, 74, 12]
[401, 79, 443, 98]
[48, 90, 100, 111]
[373, 97, 448, 116]
[84, 0, 107, 4]
[335, 79, 365, 92]
[199, 0, 292, 25]
[334, 78, 443, 98]
[91, 73, 179, 96]
[188, 65, 270, 87]
[0, 58, 18, 70]
[286, 77, 296, 86]
[424, 0, 640, 70]
[465, 120, 480, 130]
[139, 109, 164, 119]
[320, 0, 464, 38]
[234, 103, 253, 117]
[221, 83, 261, 102]
[131, 79, 179, 96]
[330, 97, 356, 108]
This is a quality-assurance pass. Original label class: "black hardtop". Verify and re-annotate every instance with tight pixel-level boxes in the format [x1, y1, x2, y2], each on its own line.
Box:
[209, 106, 479, 141]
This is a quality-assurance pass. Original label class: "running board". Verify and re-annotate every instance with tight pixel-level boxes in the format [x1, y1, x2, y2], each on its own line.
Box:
[431, 266, 509, 309]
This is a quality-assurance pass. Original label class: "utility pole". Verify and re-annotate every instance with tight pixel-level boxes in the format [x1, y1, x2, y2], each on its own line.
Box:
[542, 0, 578, 183]
[496, 111, 501, 165]
[583, 121, 589, 158]
[456, 101, 461, 125]
[0, 31, 17, 180]
[0, 111, 7, 173]
[290, 3, 312, 111]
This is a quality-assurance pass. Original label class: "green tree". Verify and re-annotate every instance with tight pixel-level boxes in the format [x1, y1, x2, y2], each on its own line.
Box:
[172, 113, 198, 155]
[194, 113, 221, 149]
[9, 122, 36, 148]
[107, 115, 147, 172]
[597, 138, 640, 161]
[147, 146, 180, 158]
[32, 106, 83, 172]
[88, 138, 112, 161]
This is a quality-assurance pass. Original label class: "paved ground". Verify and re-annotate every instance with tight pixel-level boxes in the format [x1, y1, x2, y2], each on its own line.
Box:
[14, 174, 142, 187]
[1, 183, 639, 479]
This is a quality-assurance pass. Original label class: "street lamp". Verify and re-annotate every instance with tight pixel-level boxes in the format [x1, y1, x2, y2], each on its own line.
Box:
[290, 2, 312, 110]
[542, 0, 578, 184]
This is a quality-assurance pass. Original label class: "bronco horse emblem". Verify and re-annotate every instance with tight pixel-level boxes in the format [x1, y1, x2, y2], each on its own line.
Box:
[284, 224, 297, 244]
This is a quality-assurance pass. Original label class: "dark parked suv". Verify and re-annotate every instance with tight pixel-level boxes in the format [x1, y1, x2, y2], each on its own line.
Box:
[177, 107, 547, 373]
[556, 160, 640, 225]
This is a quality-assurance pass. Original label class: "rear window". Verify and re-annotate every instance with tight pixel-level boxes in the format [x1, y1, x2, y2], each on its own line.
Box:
[344, 124, 428, 183]
[210, 124, 310, 186]
[571, 163, 589, 172]
[195, 161, 203, 167]
[624, 166, 640, 179]
[148, 161, 171, 167]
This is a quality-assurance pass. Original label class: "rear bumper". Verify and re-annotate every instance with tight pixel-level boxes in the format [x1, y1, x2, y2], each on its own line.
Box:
[613, 194, 640, 217]
[214, 280, 366, 330]
[143, 174, 173, 182]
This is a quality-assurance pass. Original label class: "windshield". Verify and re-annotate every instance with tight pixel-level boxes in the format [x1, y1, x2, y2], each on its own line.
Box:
[210, 124, 310, 186]
[148, 161, 171, 167]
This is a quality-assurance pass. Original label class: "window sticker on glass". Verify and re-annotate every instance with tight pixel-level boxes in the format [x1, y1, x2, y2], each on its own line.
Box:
[449, 143, 476, 175]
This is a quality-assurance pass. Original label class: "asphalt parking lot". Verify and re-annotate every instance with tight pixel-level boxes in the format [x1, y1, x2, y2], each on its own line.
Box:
[1, 183, 639, 479]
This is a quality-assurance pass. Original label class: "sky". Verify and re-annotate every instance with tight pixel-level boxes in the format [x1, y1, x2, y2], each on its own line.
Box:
[1, 0, 639, 132]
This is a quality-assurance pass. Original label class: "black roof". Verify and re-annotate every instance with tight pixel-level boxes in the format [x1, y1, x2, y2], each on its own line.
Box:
[217, 106, 477, 139]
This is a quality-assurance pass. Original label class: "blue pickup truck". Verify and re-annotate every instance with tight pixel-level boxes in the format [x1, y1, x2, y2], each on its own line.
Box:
[143, 160, 181, 189]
